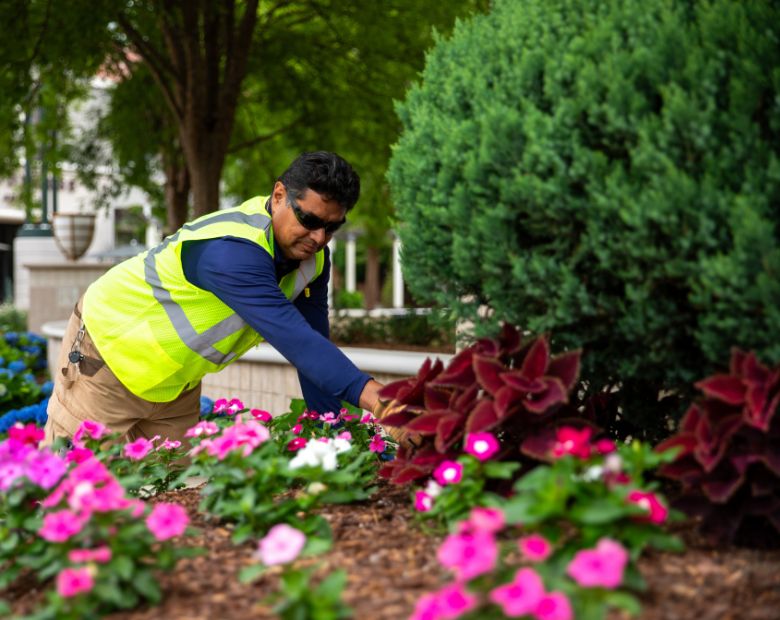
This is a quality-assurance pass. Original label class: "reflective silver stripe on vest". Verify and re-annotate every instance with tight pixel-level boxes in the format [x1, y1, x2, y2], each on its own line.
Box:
[144, 211, 271, 366]
[292, 256, 318, 299]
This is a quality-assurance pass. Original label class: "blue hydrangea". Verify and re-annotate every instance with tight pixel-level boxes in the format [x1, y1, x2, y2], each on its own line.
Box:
[21, 345, 41, 356]
[22, 373, 35, 384]
[41, 381, 54, 397]
[200, 396, 215, 416]
[0, 368, 13, 379]
[0, 397, 49, 434]
[8, 360, 26, 374]
[4, 332, 19, 344]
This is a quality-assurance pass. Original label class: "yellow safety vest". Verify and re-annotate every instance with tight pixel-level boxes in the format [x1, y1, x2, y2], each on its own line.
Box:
[82, 196, 325, 402]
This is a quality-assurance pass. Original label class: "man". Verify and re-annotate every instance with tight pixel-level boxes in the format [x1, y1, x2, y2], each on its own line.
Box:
[43, 151, 384, 446]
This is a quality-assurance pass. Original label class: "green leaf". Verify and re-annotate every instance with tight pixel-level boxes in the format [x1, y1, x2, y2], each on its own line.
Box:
[303, 536, 332, 557]
[133, 569, 162, 604]
[315, 569, 347, 603]
[112, 554, 134, 581]
[281, 568, 311, 597]
[570, 498, 631, 525]
[483, 461, 520, 479]
[604, 591, 642, 615]
[238, 563, 267, 584]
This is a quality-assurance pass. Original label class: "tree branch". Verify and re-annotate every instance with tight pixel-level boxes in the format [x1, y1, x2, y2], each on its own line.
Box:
[227, 114, 304, 154]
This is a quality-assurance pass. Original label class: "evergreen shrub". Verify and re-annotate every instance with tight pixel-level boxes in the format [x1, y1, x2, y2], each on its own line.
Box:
[388, 0, 780, 437]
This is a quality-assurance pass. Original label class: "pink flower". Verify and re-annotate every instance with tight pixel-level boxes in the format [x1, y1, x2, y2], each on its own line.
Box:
[73, 420, 108, 444]
[145, 502, 189, 541]
[287, 437, 308, 451]
[256, 523, 306, 566]
[307, 411, 321, 420]
[437, 530, 498, 581]
[464, 432, 500, 461]
[66, 447, 94, 463]
[518, 533, 552, 562]
[595, 438, 616, 454]
[227, 398, 244, 414]
[414, 490, 434, 512]
[433, 460, 463, 486]
[39, 509, 86, 542]
[321, 412, 339, 424]
[466, 507, 505, 533]
[488, 567, 545, 617]
[627, 490, 668, 524]
[369, 434, 386, 453]
[68, 545, 112, 564]
[25, 450, 68, 489]
[551, 426, 592, 459]
[536, 591, 573, 620]
[567, 538, 629, 589]
[123, 438, 153, 460]
[250, 409, 272, 422]
[360, 413, 375, 425]
[435, 582, 478, 618]
[8, 423, 44, 446]
[185, 421, 219, 438]
[409, 592, 442, 620]
[336, 431, 352, 441]
[212, 398, 229, 413]
[291, 424, 303, 435]
[56, 566, 95, 598]
[160, 439, 182, 450]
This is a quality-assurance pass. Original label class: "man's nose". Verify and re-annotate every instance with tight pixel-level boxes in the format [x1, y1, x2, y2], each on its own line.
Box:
[310, 228, 327, 245]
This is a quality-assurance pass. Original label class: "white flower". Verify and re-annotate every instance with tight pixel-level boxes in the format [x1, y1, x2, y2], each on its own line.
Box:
[424, 480, 444, 498]
[604, 454, 623, 474]
[289, 438, 348, 472]
[582, 465, 604, 482]
[332, 438, 352, 454]
[0, 384, 7, 398]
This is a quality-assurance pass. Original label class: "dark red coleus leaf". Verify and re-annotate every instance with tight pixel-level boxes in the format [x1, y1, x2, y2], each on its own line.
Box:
[521, 428, 557, 462]
[494, 385, 524, 420]
[519, 336, 550, 382]
[474, 355, 506, 396]
[405, 411, 451, 435]
[434, 349, 476, 388]
[659, 456, 704, 486]
[678, 403, 704, 434]
[701, 463, 744, 503]
[379, 410, 418, 428]
[729, 348, 747, 376]
[692, 413, 736, 473]
[497, 323, 522, 357]
[744, 384, 780, 431]
[695, 374, 746, 406]
[547, 350, 581, 391]
[453, 383, 480, 413]
[656, 434, 697, 459]
[465, 399, 500, 434]
[524, 377, 568, 414]
[390, 465, 430, 485]
[741, 350, 770, 384]
[424, 384, 452, 412]
[500, 371, 546, 393]
[474, 336, 501, 358]
[435, 413, 466, 453]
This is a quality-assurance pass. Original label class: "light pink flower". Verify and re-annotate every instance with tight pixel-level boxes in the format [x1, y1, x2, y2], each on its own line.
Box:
[627, 490, 668, 524]
[336, 431, 352, 441]
[552, 426, 592, 459]
[435, 582, 478, 618]
[146, 502, 189, 541]
[123, 438, 153, 461]
[466, 507, 505, 533]
[437, 530, 498, 581]
[185, 421, 219, 438]
[321, 412, 339, 425]
[518, 533, 552, 562]
[25, 450, 67, 489]
[256, 523, 306, 565]
[433, 460, 463, 486]
[39, 509, 86, 542]
[536, 591, 573, 620]
[73, 420, 108, 444]
[291, 424, 303, 435]
[464, 432, 500, 461]
[56, 566, 95, 598]
[68, 545, 112, 564]
[567, 538, 629, 589]
[250, 409, 272, 422]
[0, 462, 24, 490]
[488, 567, 545, 617]
[369, 434, 386, 453]
[160, 439, 182, 450]
[414, 490, 433, 512]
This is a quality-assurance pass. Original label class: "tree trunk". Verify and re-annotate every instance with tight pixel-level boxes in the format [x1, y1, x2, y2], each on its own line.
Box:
[163, 154, 190, 234]
[185, 139, 227, 218]
[364, 245, 381, 310]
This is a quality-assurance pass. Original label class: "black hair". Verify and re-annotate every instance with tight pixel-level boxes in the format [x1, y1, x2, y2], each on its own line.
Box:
[277, 151, 361, 211]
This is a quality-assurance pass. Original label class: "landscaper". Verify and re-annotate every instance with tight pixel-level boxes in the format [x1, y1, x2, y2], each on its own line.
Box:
[43, 151, 384, 446]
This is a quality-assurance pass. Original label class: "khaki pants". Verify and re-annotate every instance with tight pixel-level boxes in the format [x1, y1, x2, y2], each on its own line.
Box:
[42, 301, 201, 447]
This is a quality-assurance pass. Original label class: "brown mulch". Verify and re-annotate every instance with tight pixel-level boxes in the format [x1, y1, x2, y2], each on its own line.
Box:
[6, 482, 780, 619]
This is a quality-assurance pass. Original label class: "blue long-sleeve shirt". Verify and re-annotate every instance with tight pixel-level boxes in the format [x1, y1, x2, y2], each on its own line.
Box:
[181, 236, 371, 414]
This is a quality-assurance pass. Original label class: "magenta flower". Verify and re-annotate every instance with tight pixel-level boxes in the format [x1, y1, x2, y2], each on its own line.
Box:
[73, 420, 108, 444]
[256, 523, 306, 566]
[551, 426, 592, 459]
[369, 434, 386, 453]
[291, 424, 303, 435]
[68, 545, 112, 564]
[627, 490, 668, 524]
[536, 591, 573, 620]
[464, 432, 500, 461]
[25, 450, 68, 489]
[409, 592, 442, 620]
[433, 460, 463, 486]
[123, 437, 153, 461]
[250, 409, 272, 422]
[567, 538, 629, 589]
[336, 431, 352, 441]
[227, 398, 245, 414]
[595, 438, 616, 454]
[466, 507, 505, 534]
[56, 566, 95, 598]
[213, 398, 229, 413]
[321, 412, 340, 425]
[287, 437, 308, 451]
[146, 502, 189, 541]
[160, 439, 182, 450]
[435, 582, 478, 618]
[8, 423, 44, 446]
[66, 447, 94, 463]
[518, 533, 552, 562]
[437, 530, 498, 581]
[360, 413, 375, 424]
[39, 509, 86, 542]
[488, 567, 545, 617]
[184, 420, 219, 438]
[414, 490, 434, 512]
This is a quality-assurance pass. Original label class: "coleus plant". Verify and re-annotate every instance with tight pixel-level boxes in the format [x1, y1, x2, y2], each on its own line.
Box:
[377, 324, 581, 485]
[657, 349, 780, 545]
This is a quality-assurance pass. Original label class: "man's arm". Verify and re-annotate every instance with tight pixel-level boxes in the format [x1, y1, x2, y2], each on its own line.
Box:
[182, 237, 373, 408]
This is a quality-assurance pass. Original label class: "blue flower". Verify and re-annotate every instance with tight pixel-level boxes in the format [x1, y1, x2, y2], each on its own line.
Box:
[22, 373, 35, 384]
[41, 381, 54, 397]
[8, 360, 26, 374]
[21, 345, 41, 356]
[199, 396, 215, 416]
[4, 332, 19, 344]
[0, 368, 13, 379]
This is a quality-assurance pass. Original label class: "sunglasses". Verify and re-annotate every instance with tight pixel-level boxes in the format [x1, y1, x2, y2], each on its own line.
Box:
[287, 192, 346, 234]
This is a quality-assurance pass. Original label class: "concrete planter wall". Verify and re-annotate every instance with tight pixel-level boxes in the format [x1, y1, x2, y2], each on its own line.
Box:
[42, 321, 452, 414]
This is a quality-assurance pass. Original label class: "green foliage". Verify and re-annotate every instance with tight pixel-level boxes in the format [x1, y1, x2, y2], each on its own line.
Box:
[334, 289, 365, 310]
[388, 0, 780, 434]
[0, 305, 27, 334]
[330, 311, 455, 349]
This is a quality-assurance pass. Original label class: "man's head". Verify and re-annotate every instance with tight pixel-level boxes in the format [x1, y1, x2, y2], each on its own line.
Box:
[271, 151, 360, 261]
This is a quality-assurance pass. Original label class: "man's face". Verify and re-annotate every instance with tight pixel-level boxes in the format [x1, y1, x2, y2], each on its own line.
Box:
[271, 181, 346, 261]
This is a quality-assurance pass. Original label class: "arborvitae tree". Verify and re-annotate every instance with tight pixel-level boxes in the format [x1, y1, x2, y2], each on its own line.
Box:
[388, 0, 780, 439]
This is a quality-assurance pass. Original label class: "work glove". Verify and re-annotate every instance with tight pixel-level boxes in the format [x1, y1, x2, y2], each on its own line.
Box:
[372, 399, 421, 449]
